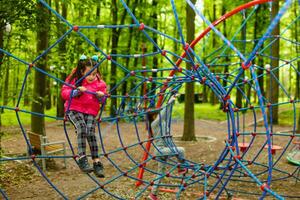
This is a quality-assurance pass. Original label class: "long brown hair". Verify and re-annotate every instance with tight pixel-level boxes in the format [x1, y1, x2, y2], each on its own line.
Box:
[69, 58, 102, 86]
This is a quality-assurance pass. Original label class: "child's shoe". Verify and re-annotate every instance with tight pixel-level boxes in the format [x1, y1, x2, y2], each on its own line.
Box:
[78, 156, 93, 173]
[93, 161, 105, 178]
[148, 193, 158, 200]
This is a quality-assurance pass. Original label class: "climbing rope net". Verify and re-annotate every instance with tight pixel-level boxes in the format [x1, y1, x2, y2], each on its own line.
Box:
[1, 0, 300, 199]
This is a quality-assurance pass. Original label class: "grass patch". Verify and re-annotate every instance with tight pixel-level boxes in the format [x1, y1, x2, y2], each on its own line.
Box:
[0, 103, 298, 126]
[279, 109, 300, 126]
[173, 103, 227, 121]
[173, 102, 299, 125]
[1, 106, 57, 127]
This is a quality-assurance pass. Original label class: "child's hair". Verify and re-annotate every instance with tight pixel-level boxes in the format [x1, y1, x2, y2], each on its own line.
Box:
[69, 57, 102, 86]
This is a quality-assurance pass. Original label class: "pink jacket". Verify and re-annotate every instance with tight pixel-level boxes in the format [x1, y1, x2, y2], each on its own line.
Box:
[61, 75, 107, 117]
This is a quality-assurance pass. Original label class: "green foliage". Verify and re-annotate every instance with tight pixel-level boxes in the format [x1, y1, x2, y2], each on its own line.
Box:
[0, 0, 299, 129]
[0, 0, 36, 29]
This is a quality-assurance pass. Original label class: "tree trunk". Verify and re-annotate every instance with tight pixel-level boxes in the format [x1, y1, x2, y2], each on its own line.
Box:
[0, 28, 3, 68]
[220, 2, 230, 109]
[236, 11, 247, 108]
[3, 61, 9, 106]
[201, 10, 208, 104]
[182, 0, 196, 141]
[2, 29, 12, 106]
[45, 78, 51, 110]
[173, 18, 178, 63]
[130, 30, 141, 103]
[56, 0, 67, 118]
[110, 0, 129, 116]
[0, 28, 3, 127]
[151, 0, 158, 97]
[31, 1, 50, 135]
[202, 85, 208, 103]
[269, 1, 280, 124]
[254, 4, 268, 102]
[122, 0, 138, 97]
[209, 4, 218, 104]
[110, 0, 118, 116]
[294, 2, 300, 100]
[24, 83, 30, 106]
[209, 1, 218, 105]
[297, 110, 300, 133]
[13, 61, 19, 105]
[140, 43, 147, 99]
[294, 1, 300, 132]
[95, 4, 101, 47]
[222, 3, 229, 91]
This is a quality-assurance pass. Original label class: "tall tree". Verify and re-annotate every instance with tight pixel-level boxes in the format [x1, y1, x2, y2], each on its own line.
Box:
[221, 1, 229, 91]
[201, 7, 208, 103]
[95, 2, 101, 48]
[1, 28, 13, 106]
[0, 26, 3, 128]
[294, 2, 300, 100]
[209, 1, 218, 105]
[0, 28, 3, 81]
[110, 0, 119, 117]
[110, 0, 129, 116]
[13, 58, 19, 105]
[122, 0, 139, 97]
[294, 1, 300, 132]
[31, 1, 50, 135]
[2, 56, 9, 106]
[182, 0, 196, 141]
[254, 4, 268, 101]
[269, 1, 280, 124]
[172, 17, 178, 63]
[55, 0, 67, 118]
[236, 10, 247, 109]
[45, 79, 51, 110]
[130, 17, 142, 103]
[151, 0, 158, 97]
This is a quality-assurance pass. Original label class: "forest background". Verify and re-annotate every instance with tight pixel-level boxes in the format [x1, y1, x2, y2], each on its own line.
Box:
[0, 0, 299, 141]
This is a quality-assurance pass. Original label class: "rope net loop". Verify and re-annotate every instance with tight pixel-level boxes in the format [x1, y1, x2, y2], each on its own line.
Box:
[0, 0, 300, 199]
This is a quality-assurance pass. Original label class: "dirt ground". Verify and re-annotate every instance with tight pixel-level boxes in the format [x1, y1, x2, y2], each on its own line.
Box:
[1, 117, 300, 200]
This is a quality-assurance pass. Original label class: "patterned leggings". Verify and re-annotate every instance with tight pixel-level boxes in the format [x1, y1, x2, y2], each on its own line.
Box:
[68, 111, 99, 159]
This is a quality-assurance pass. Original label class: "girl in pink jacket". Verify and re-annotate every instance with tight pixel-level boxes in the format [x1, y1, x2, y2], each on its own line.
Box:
[61, 55, 106, 178]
